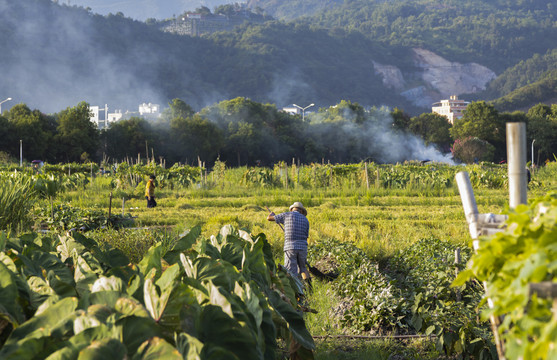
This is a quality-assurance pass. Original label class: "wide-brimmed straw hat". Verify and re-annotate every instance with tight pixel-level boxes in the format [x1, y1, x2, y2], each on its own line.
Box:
[289, 202, 307, 216]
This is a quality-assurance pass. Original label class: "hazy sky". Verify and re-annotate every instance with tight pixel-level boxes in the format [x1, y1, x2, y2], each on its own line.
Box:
[65, 0, 236, 20]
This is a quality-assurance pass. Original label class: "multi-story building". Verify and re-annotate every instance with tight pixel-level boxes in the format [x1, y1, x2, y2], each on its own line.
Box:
[139, 103, 160, 118]
[431, 95, 470, 124]
[90, 105, 126, 129]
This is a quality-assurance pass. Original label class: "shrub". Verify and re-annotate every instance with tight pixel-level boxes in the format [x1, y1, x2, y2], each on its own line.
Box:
[0, 175, 36, 231]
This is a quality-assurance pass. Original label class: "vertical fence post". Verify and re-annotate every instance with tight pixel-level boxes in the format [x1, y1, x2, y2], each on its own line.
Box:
[285, 162, 288, 189]
[108, 192, 113, 220]
[507, 122, 527, 208]
[454, 248, 461, 301]
[456, 171, 506, 359]
[365, 162, 369, 190]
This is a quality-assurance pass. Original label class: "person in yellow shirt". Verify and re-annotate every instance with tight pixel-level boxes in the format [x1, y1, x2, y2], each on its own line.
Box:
[145, 175, 157, 208]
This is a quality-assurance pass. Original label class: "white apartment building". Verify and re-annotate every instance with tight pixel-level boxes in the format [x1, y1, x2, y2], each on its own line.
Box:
[90, 102, 161, 129]
[139, 103, 160, 117]
[90, 105, 125, 129]
[432, 95, 470, 124]
[282, 106, 300, 115]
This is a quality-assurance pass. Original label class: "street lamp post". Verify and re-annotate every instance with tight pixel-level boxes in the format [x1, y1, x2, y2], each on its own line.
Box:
[292, 103, 314, 122]
[0, 97, 12, 113]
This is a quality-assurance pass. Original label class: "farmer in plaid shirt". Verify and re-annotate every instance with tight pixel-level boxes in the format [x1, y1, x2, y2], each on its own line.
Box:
[267, 202, 310, 278]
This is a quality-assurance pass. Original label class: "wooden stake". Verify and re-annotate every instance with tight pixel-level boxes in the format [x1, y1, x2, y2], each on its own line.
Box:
[108, 191, 113, 220]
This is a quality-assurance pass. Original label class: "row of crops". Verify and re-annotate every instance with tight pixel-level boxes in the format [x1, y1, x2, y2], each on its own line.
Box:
[306, 191, 557, 360]
[0, 226, 315, 359]
[309, 237, 494, 358]
[2, 160, 515, 192]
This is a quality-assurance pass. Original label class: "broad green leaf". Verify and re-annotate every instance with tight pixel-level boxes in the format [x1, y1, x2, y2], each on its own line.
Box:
[0, 297, 78, 358]
[175, 333, 203, 360]
[118, 315, 161, 355]
[77, 338, 127, 360]
[207, 283, 233, 318]
[144, 268, 172, 321]
[91, 276, 125, 293]
[268, 290, 315, 351]
[191, 257, 240, 291]
[0, 252, 17, 272]
[201, 345, 240, 360]
[164, 226, 201, 264]
[115, 297, 150, 319]
[27, 276, 55, 307]
[48, 270, 78, 298]
[244, 238, 272, 288]
[0, 337, 48, 359]
[234, 282, 263, 329]
[0, 261, 24, 324]
[57, 235, 87, 263]
[138, 243, 164, 279]
[132, 337, 182, 360]
[74, 309, 106, 334]
[197, 305, 262, 359]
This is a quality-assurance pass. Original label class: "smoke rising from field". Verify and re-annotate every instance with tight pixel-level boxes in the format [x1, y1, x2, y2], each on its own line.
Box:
[306, 106, 454, 164]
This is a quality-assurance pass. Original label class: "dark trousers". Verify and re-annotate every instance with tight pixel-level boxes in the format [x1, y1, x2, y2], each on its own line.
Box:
[146, 196, 157, 208]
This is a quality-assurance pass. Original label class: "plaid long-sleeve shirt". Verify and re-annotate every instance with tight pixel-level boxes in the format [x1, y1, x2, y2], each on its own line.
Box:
[274, 211, 309, 251]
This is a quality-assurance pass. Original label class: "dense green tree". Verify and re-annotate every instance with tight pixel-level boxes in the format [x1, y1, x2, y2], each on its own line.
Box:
[159, 99, 195, 126]
[5, 104, 56, 162]
[408, 113, 452, 150]
[0, 115, 16, 158]
[170, 114, 224, 164]
[391, 108, 412, 132]
[526, 104, 557, 164]
[450, 101, 506, 160]
[101, 117, 158, 161]
[451, 137, 496, 164]
[201, 97, 293, 166]
[54, 102, 99, 162]
[318, 100, 367, 124]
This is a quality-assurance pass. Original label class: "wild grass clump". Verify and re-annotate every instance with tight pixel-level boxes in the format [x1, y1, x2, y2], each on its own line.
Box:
[0, 175, 36, 232]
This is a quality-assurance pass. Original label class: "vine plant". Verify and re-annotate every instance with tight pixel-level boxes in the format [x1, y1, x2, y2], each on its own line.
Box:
[454, 192, 557, 360]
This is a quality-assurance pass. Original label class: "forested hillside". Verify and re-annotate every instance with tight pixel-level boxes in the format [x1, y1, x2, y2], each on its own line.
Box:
[0, 0, 414, 113]
[1, 0, 557, 114]
[246, 0, 343, 20]
[304, 0, 557, 73]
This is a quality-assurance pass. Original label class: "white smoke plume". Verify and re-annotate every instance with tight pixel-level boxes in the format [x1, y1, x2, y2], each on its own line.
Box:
[307, 106, 454, 164]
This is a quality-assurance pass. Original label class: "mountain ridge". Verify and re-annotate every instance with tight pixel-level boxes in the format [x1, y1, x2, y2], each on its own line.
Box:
[2, 0, 556, 115]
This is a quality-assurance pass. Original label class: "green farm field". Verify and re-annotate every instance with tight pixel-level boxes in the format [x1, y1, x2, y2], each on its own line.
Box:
[2, 161, 557, 359]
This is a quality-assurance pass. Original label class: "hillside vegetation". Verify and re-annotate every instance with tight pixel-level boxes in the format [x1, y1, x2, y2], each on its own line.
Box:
[1, 0, 557, 114]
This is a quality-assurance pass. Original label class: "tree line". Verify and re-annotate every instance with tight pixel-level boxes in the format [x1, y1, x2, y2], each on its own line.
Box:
[1, 97, 556, 167]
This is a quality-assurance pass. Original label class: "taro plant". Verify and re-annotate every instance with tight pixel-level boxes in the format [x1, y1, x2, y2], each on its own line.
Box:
[0, 225, 315, 359]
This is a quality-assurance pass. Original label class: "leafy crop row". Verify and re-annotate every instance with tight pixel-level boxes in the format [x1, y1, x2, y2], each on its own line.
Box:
[309, 237, 495, 358]
[0, 226, 315, 359]
[6, 161, 516, 192]
[34, 204, 134, 232]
